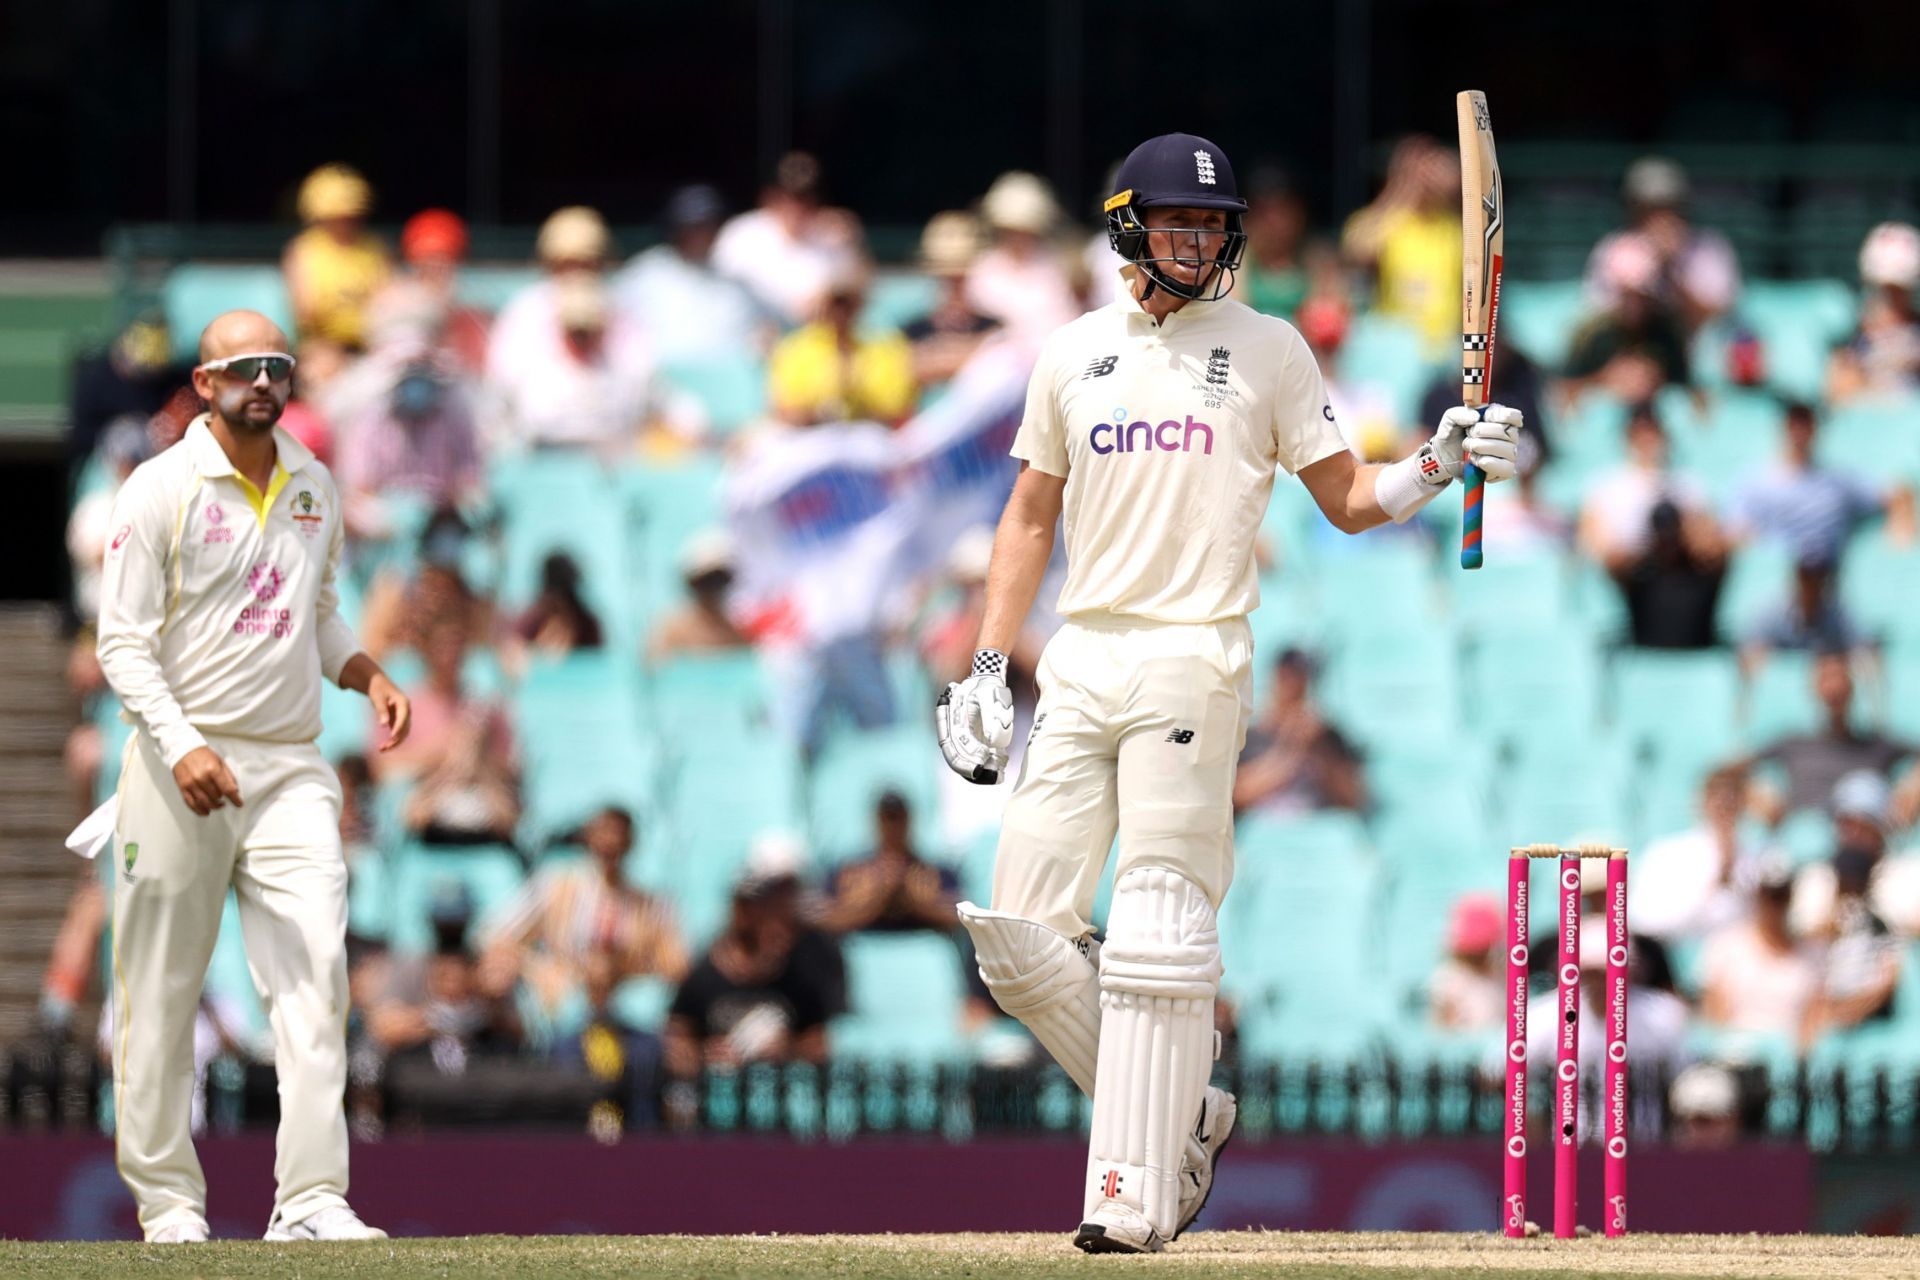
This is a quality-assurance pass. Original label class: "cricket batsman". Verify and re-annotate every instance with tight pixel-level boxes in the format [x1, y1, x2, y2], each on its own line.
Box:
[94, 310, 408, 1242]
[937, 134, 1523, 1252]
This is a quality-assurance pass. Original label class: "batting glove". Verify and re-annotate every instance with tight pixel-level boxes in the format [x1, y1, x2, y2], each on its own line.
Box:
[1430, 403, 1525, 483]
[936, 649, 1015, 785]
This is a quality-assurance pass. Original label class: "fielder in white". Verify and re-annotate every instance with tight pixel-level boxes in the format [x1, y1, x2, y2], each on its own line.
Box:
[937, 133, 1524, 1253]
[94, 310, 410, 1243]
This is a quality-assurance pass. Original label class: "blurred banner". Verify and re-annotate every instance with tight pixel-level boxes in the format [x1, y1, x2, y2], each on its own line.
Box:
[727, 342, 1028, 645]
[1, 1136, 1819, 1240]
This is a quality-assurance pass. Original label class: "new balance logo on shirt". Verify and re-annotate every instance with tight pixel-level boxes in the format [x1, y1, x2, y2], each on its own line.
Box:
[1082, 355, 1119, 379]
[1166, 728, 1195, 744]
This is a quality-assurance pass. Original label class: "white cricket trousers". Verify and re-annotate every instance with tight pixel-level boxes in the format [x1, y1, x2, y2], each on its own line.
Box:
[110, 728, 350, 1238]
[993, 613, 1254, 939]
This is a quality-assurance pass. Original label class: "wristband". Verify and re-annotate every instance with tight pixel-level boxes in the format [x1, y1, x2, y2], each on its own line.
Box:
[971, 648, 1008, 679]
[1375, 444, 1450, 524]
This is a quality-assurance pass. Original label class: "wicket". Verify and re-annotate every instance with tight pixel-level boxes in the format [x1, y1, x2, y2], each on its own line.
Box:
[1504, 843, 1628, 1240]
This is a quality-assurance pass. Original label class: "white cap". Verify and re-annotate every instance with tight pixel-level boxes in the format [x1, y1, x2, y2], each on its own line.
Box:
[736, 829, 807, 898]
[1832, 767, 1892, 831]
[537, 206, 612, 265]
[1670, 1063, 1739, 1120]
[1623, 156, 1689, 207]
[680, 527, 734, 579]
[982, 172, 1060, 235]
[946, 525, 995, 584]
[1860, 222, 1920, 289]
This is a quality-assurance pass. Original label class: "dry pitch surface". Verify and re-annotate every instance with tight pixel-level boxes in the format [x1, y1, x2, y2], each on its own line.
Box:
[1, 1232, 1915, 1279]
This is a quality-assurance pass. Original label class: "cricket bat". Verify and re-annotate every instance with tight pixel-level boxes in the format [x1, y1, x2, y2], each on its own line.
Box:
[1457, 89, 1503, 570]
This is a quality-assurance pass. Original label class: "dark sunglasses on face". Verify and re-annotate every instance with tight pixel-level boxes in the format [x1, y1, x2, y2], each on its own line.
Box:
[198, 352, 297, 382]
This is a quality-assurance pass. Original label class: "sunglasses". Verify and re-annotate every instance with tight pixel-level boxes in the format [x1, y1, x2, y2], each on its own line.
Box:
[198, 352, 297, 382]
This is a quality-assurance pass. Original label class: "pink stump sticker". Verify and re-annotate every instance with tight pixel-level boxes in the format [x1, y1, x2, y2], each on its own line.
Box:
[1504, 853, 1530, 1238]
[1555, 856, 1581, 1239]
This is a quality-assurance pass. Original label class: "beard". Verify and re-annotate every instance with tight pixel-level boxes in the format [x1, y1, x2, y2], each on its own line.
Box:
[213, 383, 287, 432]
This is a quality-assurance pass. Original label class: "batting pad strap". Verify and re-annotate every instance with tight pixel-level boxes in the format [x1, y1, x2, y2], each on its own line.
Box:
[1375, 446, 1449, 524]
[957, 902, 1102, 1096]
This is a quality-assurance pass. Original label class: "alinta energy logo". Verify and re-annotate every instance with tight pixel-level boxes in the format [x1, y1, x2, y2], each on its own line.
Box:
[1088, 407, 1215, 457]
[236, 561, 294, 638]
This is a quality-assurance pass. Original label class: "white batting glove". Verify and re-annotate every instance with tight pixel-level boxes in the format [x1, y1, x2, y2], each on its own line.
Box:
[936, 649, 1015, 785]
[1430, 404, 1525, 483]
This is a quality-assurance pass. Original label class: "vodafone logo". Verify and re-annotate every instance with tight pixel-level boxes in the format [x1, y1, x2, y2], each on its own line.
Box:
[1609, 944, 1629, 967]
[1509, 943, 1528, 966]
[1560, 964, 1580, 987]
[1607, 1137, 1627, 1159]
[110, 525, 131, 552]
[1608, 1041, 1628, 1064]
[1557, 1059, 1578, 1083]
[1561, 867, 1581, 892]
[248, 562, 285, 602]
[1508, 1039, 1526, 1063]
[1506, 1137, 1526, 1159]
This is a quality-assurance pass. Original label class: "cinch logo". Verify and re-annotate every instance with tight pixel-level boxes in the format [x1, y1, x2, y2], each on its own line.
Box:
[1088, 408, 1214, 457]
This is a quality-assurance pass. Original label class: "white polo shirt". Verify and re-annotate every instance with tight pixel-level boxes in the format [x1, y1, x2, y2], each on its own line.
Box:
[96, 416, 363, 768]
[1012, 270, 1348, 624]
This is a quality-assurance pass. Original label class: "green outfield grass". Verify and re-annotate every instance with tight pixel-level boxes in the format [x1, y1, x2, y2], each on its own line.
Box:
[1, 1232, 1916, 1280]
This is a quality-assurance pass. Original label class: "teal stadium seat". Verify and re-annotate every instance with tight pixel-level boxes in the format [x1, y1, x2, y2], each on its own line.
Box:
[1816, 397, 1920, 487]
[861, 272, 940, 333]
[1320, 628, 1460, 751]
[805, 723, 943, 864]
[1499, 281, 1588, 372]
[656, 355, 767, 436]
[832, 932, 967, 1062]
[1658, 387, 1785, 505]
[1308, 542, 1443, 641]
[1737, 280, 1857, 402]
[1462, 624, 1603, 747]
[1452, 552, 1575, 633]
[454, 266, 542, 315]
[1841, 529, 1920, 645]
[493, 454, 635, 648]
[1379, 861, 1491, 1020]
[1496, 732, 1634, 854]
[164, 266, 294, 361]
[512, 653, 654, 849]
[1610, 649, 1742, 773]
[1882, 644, 1920, 742]
[1338, 312, 1432, 423]
[616, 455, 727, 632]
[1773, 808, 1835, 867]
[386, 842, 527, 953]
[1742, 651, 1822, 744]
[1716, 540, 1796, 642]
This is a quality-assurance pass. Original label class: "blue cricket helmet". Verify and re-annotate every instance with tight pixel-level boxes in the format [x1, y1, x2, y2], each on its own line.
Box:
[1105, 132, 1250, 302]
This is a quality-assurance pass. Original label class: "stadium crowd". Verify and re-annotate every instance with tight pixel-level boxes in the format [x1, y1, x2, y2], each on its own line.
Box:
[26, 142, 1920, 1146]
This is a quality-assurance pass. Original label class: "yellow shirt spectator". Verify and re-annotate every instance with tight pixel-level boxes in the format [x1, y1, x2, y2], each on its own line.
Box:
[1344, 204, 1460, 352]
[768, 321, 917, 426]
[284, 227, 391, 350]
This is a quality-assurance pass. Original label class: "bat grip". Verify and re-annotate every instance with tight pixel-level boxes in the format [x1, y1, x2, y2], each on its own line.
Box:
[1460, 461, 1485, 570]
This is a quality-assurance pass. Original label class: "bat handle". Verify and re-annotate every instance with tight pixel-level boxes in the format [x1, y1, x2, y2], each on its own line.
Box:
[1460, 461, 1485, 570]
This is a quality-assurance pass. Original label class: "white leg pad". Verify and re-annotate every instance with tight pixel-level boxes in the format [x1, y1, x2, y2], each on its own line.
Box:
[1084, 867, 1221, 1238]
[956, 901, 1102, 1096]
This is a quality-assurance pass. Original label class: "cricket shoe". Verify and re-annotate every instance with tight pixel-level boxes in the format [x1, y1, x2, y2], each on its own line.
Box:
[264, 1205, 388, 1241]
[1073, 1201, 1165, 1254]
[147, 1219, 210, 1244]
[1172, 1085, 1237, 1239]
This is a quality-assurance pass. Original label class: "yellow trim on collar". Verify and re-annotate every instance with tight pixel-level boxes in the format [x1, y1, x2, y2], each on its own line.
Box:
[234, 463, 292, 529]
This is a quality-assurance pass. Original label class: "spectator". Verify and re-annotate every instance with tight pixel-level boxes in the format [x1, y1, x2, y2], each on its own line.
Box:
[964, 172, 1079, 341]
[552, 946, 670, 1134]
[359, 508, 491, 660]
[1633, 765, 1766, 944]
[902, 211, 999, 389]
[1234, 166, 1332, 323]
[1740, 556, 1869, 671]
[502, 551, 604, 675]
[1669, 1063, 1743, 1149]
[819, 792, 960, 933]
[1699, 863, 1819, 1042]
[1340, 135, 1461, 352]
[400, 692, 521, 846]
[647, 529, 749, 662]
[712, 152, 864, 326]
[1615, 498, 1729, 650]
[337, 753, 378, 855]
[1727, 401, 1914, 563]
[66, 417, 151, 625]
[1748, 654, 1920, 827]
[766, 265, 916, 427]
[337, 349, 483, 543]
[1790, 770, 1920, 941]
[663, 838, 847, 1124]
[1429, 893, 1503, 1031]
[1583, 157, 1741, 334]
[1564, 235, 1691, 402]
[373, 614, 516, 786]
[1520, 930, 1689, 1129]
[1579, 406, 1715, 572]
[1475, 435, 1571, 558]
[65, 315, 186, 478]
[1232, 649, 1366, 816]
[614, 185, 770, 362]
[492, 271, 661, 455]
[1829, 222, 1920, 403]
[480, 807, 689, 1032]
[375, 209, 491, 373]
[367, 888, 523, 1096]
[282, 163, 392, 351]
[1803, 834, 1904, 1044]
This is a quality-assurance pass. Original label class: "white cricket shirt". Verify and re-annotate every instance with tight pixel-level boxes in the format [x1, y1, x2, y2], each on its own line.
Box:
[96, 416, 363, 768]
[1012, 269, 1349, 624]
